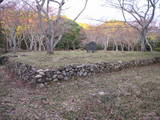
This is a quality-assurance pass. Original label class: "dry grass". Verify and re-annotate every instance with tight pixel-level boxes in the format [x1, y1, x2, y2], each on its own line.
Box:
[1, 64, 160, 120]
[5, 50, 160, 68]
[0, 67, 11, 120]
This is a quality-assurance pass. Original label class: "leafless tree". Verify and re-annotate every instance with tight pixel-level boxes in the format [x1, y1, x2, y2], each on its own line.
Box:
[0, 2, 21, 53]
[23, 0, 88, 54]
[33, 0, 65, 54]
[105, 0, 159, 51]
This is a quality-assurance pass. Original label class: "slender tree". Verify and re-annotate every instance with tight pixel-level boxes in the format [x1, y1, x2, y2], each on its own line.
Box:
[0, 2, 22, 53]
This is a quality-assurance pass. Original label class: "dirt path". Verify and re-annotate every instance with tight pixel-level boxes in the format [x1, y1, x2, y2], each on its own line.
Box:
[0, 64, 160, 120]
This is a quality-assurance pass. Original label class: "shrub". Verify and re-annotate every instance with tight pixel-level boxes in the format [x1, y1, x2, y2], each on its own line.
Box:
[154, 48, 160, 52]
[56, 32, 81, 50]
[153, 40, 160, 51]
[148, 35, 160, 51]
[84, 41, 97, 53]
[0, 22, 5, 49]
[56, 18, 82, 50]
[0, 22, 5, 53]
[96, 44, 104, 50]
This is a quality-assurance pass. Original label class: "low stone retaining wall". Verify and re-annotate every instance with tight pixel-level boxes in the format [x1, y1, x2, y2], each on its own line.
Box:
[4, 57, 160, 85]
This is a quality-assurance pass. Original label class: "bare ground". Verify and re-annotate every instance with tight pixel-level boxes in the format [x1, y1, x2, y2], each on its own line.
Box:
[0, 64, 160, 120]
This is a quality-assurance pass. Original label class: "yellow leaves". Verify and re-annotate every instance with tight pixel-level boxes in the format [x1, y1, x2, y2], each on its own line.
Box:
[17, 26, 23, 32]
[16, 26, 25, 35]
[16, 25, 31, 35]
[61, 15, 71, 20]
[103, 20, 126, 27]
[51, 16, 56, 20]
[148, 33, 160, 41]
[96, 20, 135, 37]
[78, 23, 90, 30]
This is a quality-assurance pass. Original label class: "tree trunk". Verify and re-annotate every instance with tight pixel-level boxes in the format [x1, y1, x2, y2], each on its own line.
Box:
[146, 38, 153, 52]
[46, 36, 53, 54]
[12, 28, 17, 53]
[131, 45, 134, 51]
[139, 31, 147, 51]
[29, 35, 34, 51]
[104, 39, 109, 51]
[120, 43, 124, 51]
[42, 42, 45, 51]
[127, 45, 131, 51]
[38, 41, 41, 51]
[34, 41, 37, 51]
[4, 37, 8, 53]
[24, 39, 29, 50]
[112, 43, 115, 51]
[46, 21, 54, 54]
[114, 40, 118, 51]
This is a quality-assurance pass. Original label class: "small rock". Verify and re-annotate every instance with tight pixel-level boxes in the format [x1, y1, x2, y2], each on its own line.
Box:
[78, 71, 83, 76]
[37, 69, 44, 72]
[44, 69, 49, 72]
[90, 93, 96, 96]
[39, 72, 45, 75]
[53, 75, 57, 79]
[35, 74, 42, 78]
[118, 60, 123, 63]
[90, 68, 94, 72]
[57, 71, 61, 74]
[83, 72, 88, 76]
[62, 71, 67, 76]
[53, 79, 58, 82]
[64, 77, 69, 80]
[38, 83, 45, 88]
[98, 91, 105, 95]
[58, 75, 64, 79]
[37, 78, 43, 83]
[46, 78, 52, 81]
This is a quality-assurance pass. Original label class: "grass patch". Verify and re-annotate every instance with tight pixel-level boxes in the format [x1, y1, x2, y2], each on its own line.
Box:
[1, 65, 160, 119]
[5, 50, 160, 68]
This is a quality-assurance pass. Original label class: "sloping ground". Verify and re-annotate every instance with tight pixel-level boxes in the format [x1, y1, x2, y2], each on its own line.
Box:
[6, 51, 160, 68]
[0, 64, 160, 120]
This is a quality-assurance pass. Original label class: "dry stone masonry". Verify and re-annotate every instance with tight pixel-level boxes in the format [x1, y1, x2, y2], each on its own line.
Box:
[1, 56, 160, 85]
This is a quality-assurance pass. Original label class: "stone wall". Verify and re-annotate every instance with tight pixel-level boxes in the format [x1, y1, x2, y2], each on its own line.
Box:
[4, 57, 160, 85]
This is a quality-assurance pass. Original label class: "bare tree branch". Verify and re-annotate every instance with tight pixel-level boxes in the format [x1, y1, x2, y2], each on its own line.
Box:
[105, 0, 159, 51]
[0, 0, 4, 4]
[73, 0, 88, 21]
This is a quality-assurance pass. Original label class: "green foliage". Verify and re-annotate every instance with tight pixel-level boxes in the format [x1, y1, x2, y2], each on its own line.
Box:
[154, 48, 160, 51]
[148, 35, 160, 51]
[56, 19, 82, 50]
[155, 39, 160, 50]
[0, 21, 5, 49]
[96, 44, 104, 50]
[57, 32, 81, 50]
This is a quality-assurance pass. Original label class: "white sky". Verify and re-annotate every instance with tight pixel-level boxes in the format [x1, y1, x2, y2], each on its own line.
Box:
[62, 0, 160, 25]
[62, 0, 123, 25]
[4, 0, 159, 25]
